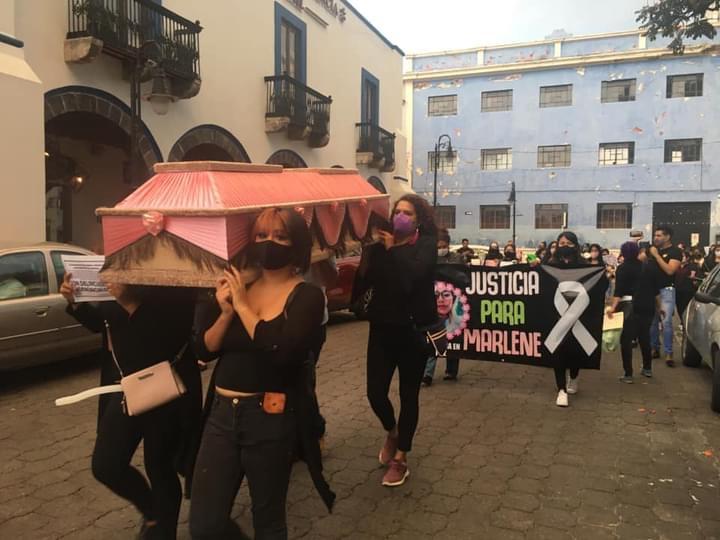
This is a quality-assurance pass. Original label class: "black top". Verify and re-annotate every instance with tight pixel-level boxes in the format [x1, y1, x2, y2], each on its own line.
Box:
[676, 262, 701, 293]
[648, 245, 683, 289]
[614, 260, 660, 315]
[196, 283, 324, 393]
[359, 234, 438, 327]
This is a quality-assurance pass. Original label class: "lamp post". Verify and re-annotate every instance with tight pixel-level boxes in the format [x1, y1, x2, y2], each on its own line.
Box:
[433, 134, 453, 207]
[508, 181, 517, 246]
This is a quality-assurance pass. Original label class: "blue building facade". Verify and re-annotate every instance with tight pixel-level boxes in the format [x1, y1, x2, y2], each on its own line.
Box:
[405, 28, 720, 248]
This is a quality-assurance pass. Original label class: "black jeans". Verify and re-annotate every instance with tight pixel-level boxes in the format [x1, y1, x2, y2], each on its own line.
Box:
[620, 302, 653, 376]
[554, 366, 580, 391]
[92, 394, 183, 539]
[189, 394, 293, 540]
[366, 323, 427, 452]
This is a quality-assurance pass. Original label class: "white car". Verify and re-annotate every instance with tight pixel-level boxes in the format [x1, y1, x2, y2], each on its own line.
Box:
[682, 265, 720, 411]
[0, 242, 102, 370]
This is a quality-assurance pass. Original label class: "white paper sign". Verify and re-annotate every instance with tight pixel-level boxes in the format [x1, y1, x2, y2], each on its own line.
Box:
[61, 255, 114, 303]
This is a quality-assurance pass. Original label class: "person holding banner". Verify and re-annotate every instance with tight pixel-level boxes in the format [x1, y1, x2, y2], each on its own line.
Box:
[546, 231, 586, 407]
[355, 194, 438, 487]
[60, 276, 201, 540]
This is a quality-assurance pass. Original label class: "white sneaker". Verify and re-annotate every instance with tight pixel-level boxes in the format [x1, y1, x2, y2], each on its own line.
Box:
[566, 377, 579, 395]
[556, 390, 569, 407]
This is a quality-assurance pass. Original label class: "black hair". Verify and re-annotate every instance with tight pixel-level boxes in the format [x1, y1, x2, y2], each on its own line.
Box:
[438, 228, 451, 244]
[249, 208, 312, 273]
[392, 194, 438, 237]
[655, 225, 674, 238]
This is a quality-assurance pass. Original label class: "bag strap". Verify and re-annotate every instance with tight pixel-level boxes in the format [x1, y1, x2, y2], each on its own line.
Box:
[171, 342, 189, 365]
[104, 320, 125, 378]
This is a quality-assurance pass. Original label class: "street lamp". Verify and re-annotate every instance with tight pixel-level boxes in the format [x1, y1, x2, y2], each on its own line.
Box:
[433, 134, 453, 207]
[508, 181, 517, 246]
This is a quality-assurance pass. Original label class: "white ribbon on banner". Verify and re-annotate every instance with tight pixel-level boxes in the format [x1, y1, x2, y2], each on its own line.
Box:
[545, 281, 598, 356]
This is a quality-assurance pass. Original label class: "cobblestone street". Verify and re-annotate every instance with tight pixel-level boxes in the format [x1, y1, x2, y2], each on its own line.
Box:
[2, 315, 720, 539]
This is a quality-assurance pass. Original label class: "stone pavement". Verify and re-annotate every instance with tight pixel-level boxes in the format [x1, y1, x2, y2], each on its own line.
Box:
[2, 314, 720, 539]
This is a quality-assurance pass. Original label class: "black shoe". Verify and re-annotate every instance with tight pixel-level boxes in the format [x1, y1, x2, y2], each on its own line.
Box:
[443, 373, 458, 381]
[651, 349, 660, 359]
[421, 376, 433, 387]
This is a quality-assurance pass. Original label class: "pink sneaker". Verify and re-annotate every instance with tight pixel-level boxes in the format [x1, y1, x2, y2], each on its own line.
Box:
[378, 434, 398, 466]
[382, 459, 409, 487]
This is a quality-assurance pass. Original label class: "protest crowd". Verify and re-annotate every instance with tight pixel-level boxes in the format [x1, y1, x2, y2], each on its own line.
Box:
[55, 175, 711, 539]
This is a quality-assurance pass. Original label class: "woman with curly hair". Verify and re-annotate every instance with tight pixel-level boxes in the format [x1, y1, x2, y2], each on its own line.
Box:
[355, 194, 438, 487]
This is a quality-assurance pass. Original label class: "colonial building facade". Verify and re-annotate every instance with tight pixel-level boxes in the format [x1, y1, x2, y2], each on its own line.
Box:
[404, 21, 720, 247]
[1, 0, 408, 250]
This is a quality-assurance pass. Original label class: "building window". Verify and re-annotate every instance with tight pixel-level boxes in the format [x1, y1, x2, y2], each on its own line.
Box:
[601, 79, 636, 103]
[597, 203, 632, 229]
[481, 89, 513, 112]
[667, 74, 703, 98]
[539, 84, 572, 108]
[598, 142, 635, 166]
[535, 204, 568, 229]
[480, 205, 511, 229]
[274, 4, 307, 83]
[428, 150, 457, 173]
[428, 95, 457, 116]
[481, 148, 512, 170]
[664, 138, 702, 163]
[434, 205, 456, 229]
[537, 145, 571, 168]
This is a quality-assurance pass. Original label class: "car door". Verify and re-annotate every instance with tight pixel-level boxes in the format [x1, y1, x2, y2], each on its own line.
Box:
[49, 249, 101, 355]
[0, 250, 59, 369]
[690, 267, 720, 360]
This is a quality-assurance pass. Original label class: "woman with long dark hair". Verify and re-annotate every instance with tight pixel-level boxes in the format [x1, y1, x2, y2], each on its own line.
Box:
[189, 208, 333, 539]
[545, 231, 586, 407]
[355, 194, 438, 486]
[589, 243, 604, 266]
[59, 279, 201, 540]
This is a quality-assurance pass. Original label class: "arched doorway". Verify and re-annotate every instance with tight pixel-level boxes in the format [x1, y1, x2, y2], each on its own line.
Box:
[168, 125, 250, 162]
[367, 176, 387, 194]
[44, 87, 162, 251]
[266, 149, 308, 168]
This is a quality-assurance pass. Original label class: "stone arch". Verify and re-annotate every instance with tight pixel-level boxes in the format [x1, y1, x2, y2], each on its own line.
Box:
[367, 176, 387, 194]
[44, 86, 162, 170]
[168, 124, 250, 162]
[266, 149, 308, 168]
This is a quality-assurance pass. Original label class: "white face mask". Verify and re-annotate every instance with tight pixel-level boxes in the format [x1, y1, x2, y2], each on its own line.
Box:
[437, 248, 449, 257]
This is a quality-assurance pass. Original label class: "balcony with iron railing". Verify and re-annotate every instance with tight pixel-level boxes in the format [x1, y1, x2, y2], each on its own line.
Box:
[356, 123, 396, 172]
[264, 75, 332, 148]
[66, 0, 201, 84]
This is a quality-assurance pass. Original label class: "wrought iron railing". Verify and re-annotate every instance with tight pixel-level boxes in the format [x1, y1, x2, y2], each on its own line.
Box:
[67, 0, 201, 79]
[356, 122, 396, 168]
[264, 74, 332, 133]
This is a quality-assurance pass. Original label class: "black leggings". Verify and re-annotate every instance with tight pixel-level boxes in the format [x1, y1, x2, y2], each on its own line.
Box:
[189, 394, 293, 540]
[92, 394, 183, 539]
[554, 366, 580, 391]
[366, 323, 427, 452]
[620, 303, 653, 376]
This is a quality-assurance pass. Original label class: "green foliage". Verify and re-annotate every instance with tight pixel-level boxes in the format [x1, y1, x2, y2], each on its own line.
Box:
[636, 0, 719, 54]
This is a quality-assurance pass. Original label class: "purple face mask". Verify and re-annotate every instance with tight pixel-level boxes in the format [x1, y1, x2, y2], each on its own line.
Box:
[393, 212, 416, 237]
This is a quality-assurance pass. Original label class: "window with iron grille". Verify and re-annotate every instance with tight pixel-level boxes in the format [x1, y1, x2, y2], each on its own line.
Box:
[597, 203, 632, 229]
[598, 142, 635, 165]
[539, 84, 573, 107]
[428, 95, 458, 116]
[667, 74, 703, 98]
[481, 89, 513, 112]
[481, 148, 512, 170]
[537, 145, 571, 168]
[428, 150, 457, 173]
[535, 204, 568, 229]
[601, 79, 636, 103]
[434, 206, 456, 229]
[664, 139, 702, 163]
[480, 205, 511, 229]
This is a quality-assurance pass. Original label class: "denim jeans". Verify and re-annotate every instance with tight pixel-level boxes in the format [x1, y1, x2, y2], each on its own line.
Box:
[651, 287, 676, 355]
[423, 354, 459, 379]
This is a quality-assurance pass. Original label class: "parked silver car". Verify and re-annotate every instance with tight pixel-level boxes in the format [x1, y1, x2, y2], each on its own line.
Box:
[0, 242, 102, 370]
[683, 264, 720, 411]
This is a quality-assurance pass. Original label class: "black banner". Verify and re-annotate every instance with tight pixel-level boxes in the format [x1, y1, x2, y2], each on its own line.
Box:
[435, 264, 608, 369]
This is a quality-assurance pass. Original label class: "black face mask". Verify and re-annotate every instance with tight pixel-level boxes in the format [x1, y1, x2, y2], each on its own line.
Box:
[251, 240, 294, 270]
[557, 246, 576, 259]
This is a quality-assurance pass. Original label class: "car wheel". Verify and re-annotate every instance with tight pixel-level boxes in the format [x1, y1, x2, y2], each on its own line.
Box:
[712, 351, 720, 413]
[351, 289, 372, 320]
[682, 331, 702, 368]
